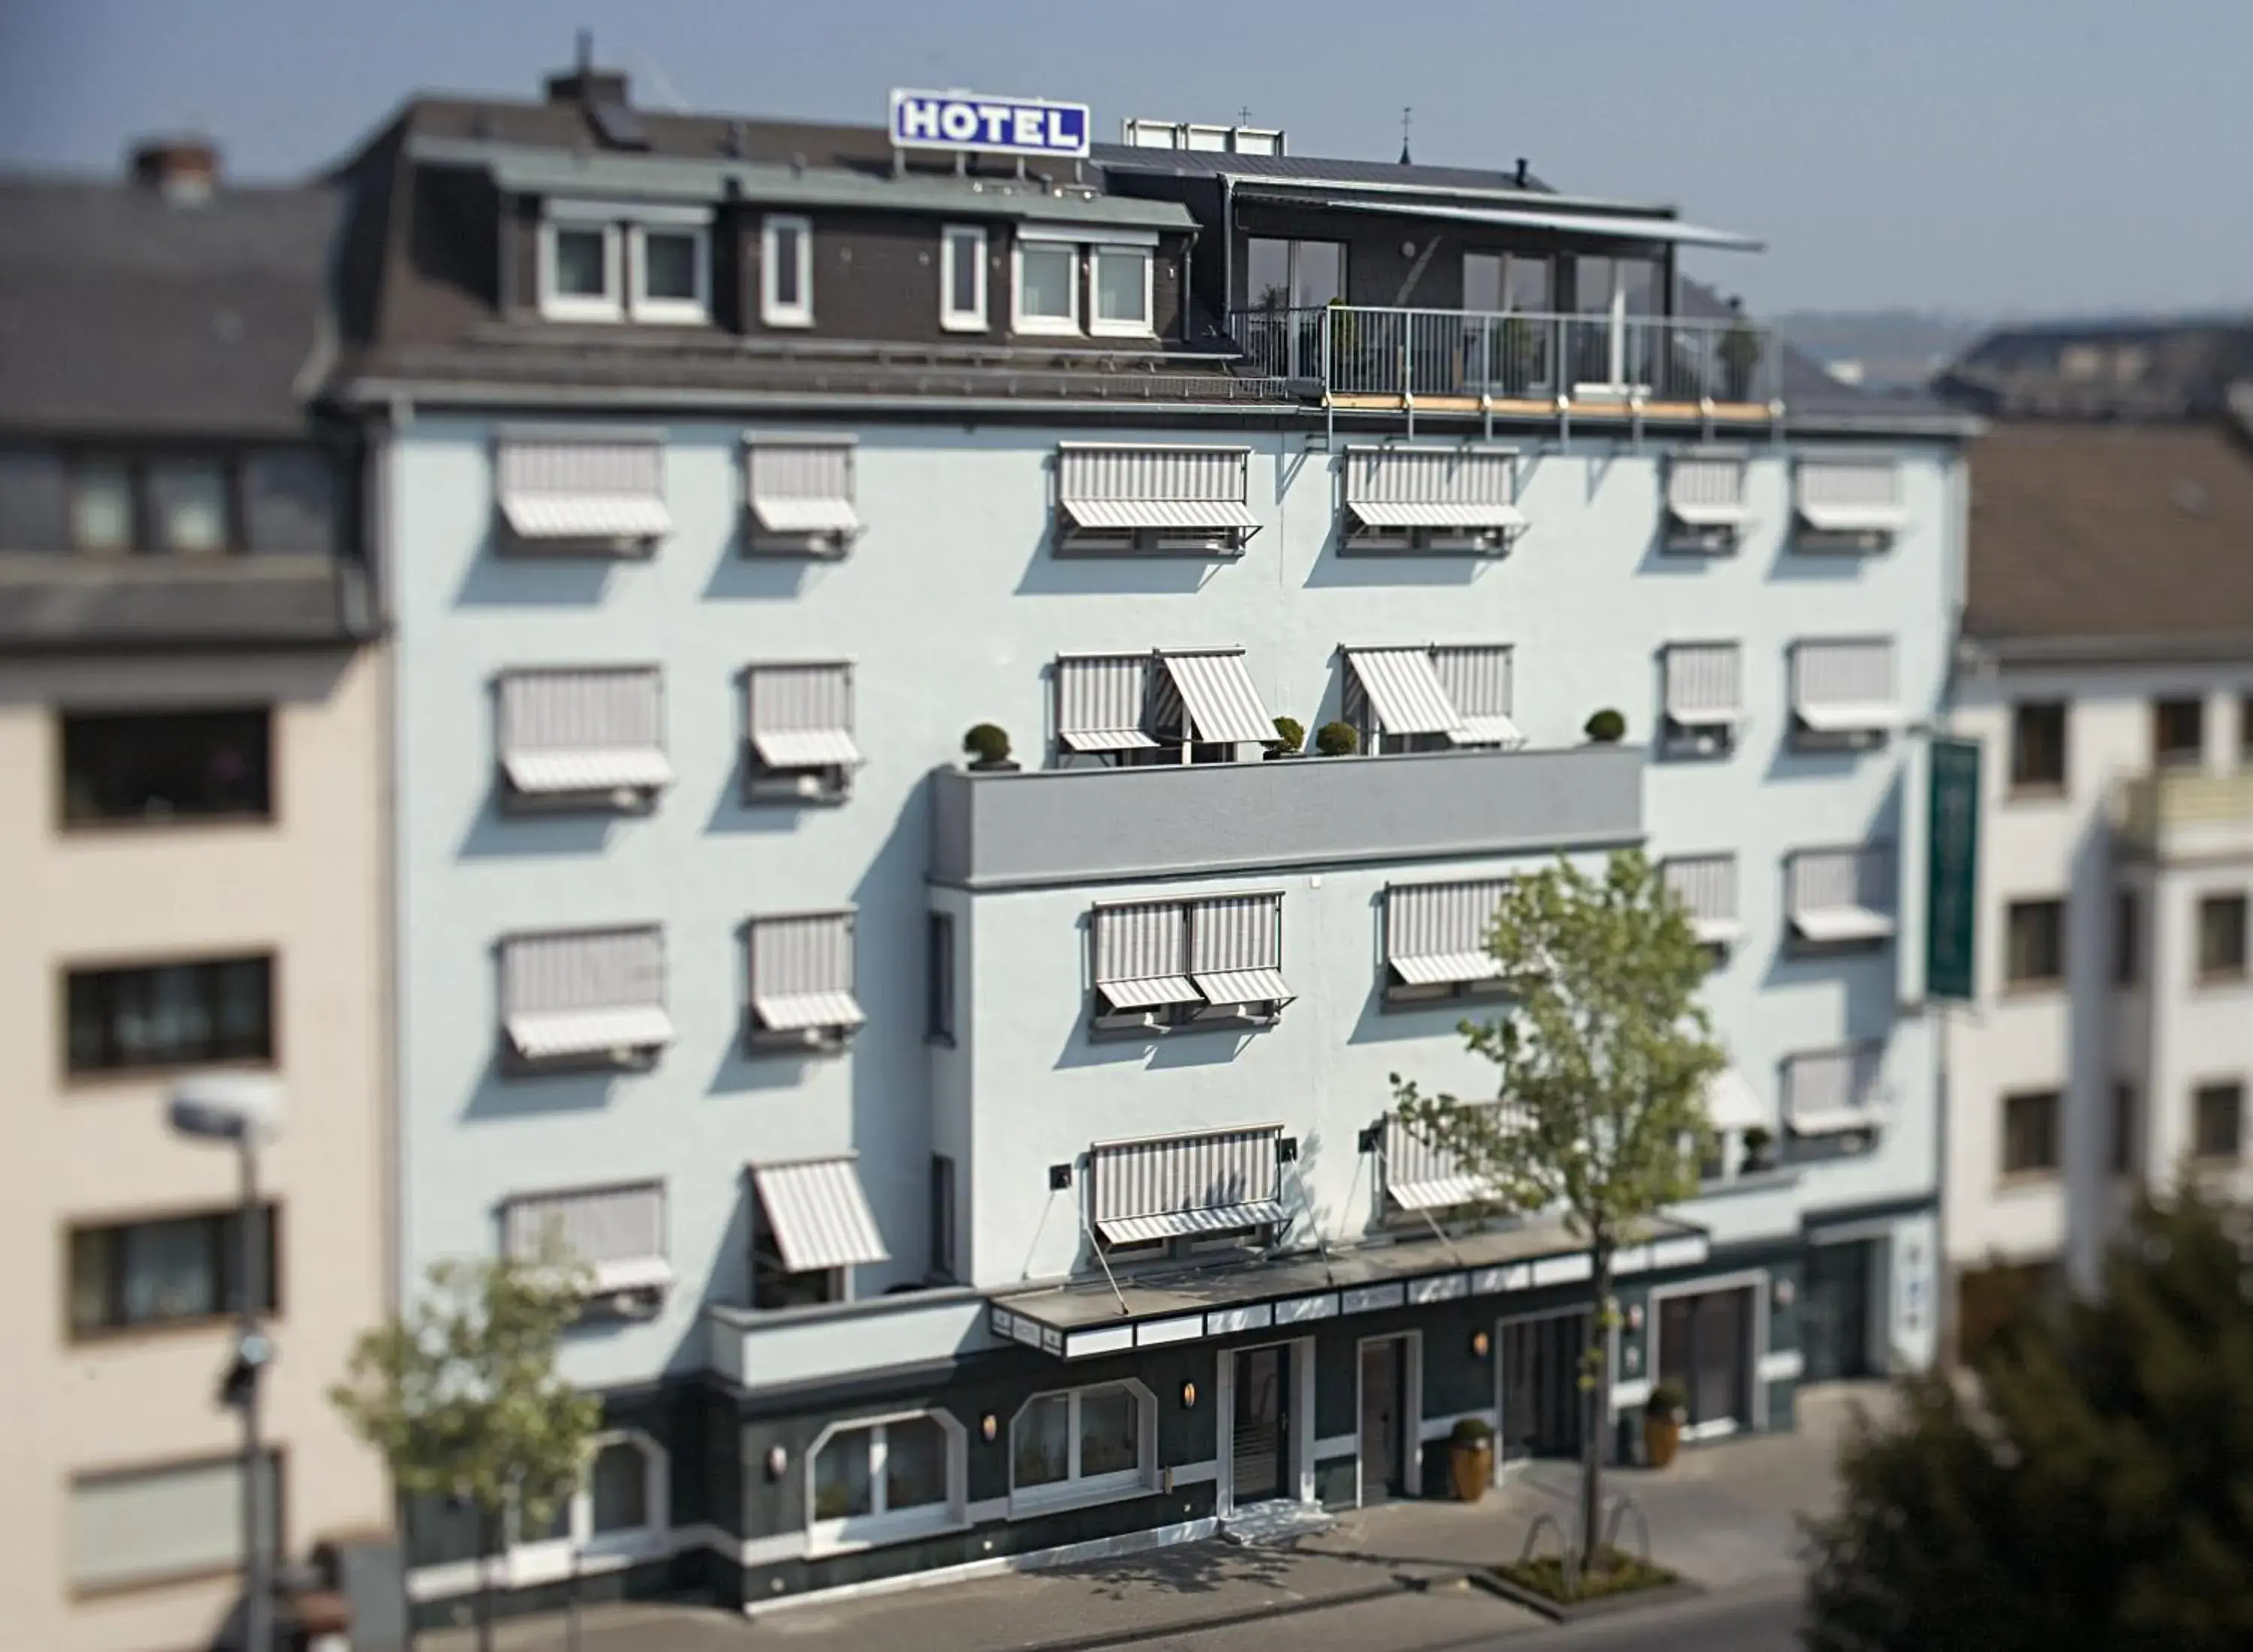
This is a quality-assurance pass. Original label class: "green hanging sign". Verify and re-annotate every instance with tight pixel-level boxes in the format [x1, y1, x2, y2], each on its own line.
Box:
[1926, 737, 1980, 1002]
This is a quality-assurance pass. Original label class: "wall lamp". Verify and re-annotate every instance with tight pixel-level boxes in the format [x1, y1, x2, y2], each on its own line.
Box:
[1181, 1381, 1199, 1409]
[1470, 1331, 1491, 1359]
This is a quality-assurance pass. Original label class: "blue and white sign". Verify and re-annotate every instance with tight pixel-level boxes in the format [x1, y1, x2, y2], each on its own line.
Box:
[890, 89, 1091, 160]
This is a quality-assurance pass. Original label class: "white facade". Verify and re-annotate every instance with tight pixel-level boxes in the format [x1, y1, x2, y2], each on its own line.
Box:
[384, 416, 1958, 1392]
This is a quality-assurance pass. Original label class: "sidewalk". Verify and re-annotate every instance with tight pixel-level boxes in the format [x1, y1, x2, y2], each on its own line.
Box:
[418, 1382, 1892, 1652]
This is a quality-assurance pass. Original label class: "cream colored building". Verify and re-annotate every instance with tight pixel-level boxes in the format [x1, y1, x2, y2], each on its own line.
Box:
[0, 161, 391, 1651]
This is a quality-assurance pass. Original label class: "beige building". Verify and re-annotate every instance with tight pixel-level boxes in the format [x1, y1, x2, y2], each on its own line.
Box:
[0, 152, 391, 1650]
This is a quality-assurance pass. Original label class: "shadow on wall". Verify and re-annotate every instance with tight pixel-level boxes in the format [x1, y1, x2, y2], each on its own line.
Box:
[456, 790, 622, 860]
[849, 786, 938, 1288]
[663, 1176, 755, 1367]
[458, 1049, 620, 1121]
[451, 533, 620, 607]
[701, 524, 816, 602]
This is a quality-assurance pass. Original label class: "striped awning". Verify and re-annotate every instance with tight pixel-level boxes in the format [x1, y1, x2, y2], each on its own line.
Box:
[1449, 713, 1526, 748]
[1383, 1111, 1496, 1210]
[1098, 975, 1202, 1011]
[746, 664, 861, 770]
[1387, 879, 1510, 985]
[1091, 1125, 1284, 1246]
[1100, 1202, 1287, 1245]
[750, 1157, 890, 1273]
[748, 912, 861, 1032]
[1796, 701, 1899, 734]
[1703, 1068, 1766, 1133]
[1159, 651, 1277, 745]
[749, 729, 864, 769]
[1347, 499, 1526, 532]
[1790, 906, 1898, 944]
[1796, 462, 1906, 535]
[1057, 655, 1161, 752]
[503, 749, 677, 795]
[1390, 951, 1503, 986]
[1193, 968, 1295, 1006]
[751, 990, 868, 1032]
[1063, 497, 1259, 533]
[1666, 456, 1750, 528]
[497, 439, 671, 541]
[1345, 647, 1464, 737]
[746, 439, 862, 541]
[505, 1005, 677, 1061]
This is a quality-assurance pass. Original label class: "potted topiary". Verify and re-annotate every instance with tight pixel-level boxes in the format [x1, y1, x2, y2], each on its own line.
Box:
[1741, 1126, 1775, 1174]
[1315, 720, 1359, 757]
[1449, 1415, 1494, 1501]
[1584, 708, 1627, 745]
[1268, 716, 1306, 758]
[1643, 1379, 1687, 1469]
[962, 724, 1017, 772]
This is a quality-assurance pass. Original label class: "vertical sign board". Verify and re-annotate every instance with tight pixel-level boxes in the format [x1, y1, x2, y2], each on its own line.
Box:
[1926, 736, 1980, 1002]
[890, 90, 1092, 160]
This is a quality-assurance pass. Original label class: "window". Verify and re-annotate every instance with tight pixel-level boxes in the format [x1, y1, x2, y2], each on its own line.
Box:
[1790, 639, 1898, 746]
[63, 456, 242, 556]
[744, 910, 865, 1050]
[1054, 444, 1257, 556]
[1781, 1044, 1887, 1138]
[147, 460, 234, 553]
[1793, 460, 1906, 547]
[589, 1439, 650, 1536]
[1663, 855, 1742, 948]
[1090, 894, 1293, 1032]
[2000, 1090, 2061, 1177]
[541, 211, 709, 326]
[501, 1183, 670, 1299]
[748, 1156, 889, 1310]
[928, 1155, 956, 1281]
[541, 219, 621, 321]
[2010, 702, 2068, 791]
[2115, 890, 2140, 986]
[1014, 236, 1080, 333]
[493, 433, 671, 551]
[761, 216, 813, 327]
[70, 457, 135, 552]
[925, 913, 955, 1045]
[1383, 878, 1512, 1002]
[1663, 454, 1751, 552]
[1788, 847, 1899, 947]
[2197, 894, 2248, 979]
[1089, 1126, 1284, 1247]
[68, 1204, 279, 1337]
[2112, 1082, 2137, 1177]
[2154, 697, 2204, 766]
[1461, 251, 1549, 314]
[70, 1452, 281, 1593]
[499, 927, 672, 1070]
[1010, 1384, 1151, 1510]
[810, 1412, 963, 1549]
[2004, 900, 2066, 988]
[629, 225, 709, 324]
[2192, 1081, 2244, 1162]
[1090, 246, 1154, 336]
[66, 954, 273, 1075]
[940, 225, 988, 331]
[61, 708, 270, 826]
[1660, 643, 1742, 755]
[496, 668, 670, 809]
[743, 436, 862, 556]
[743, 662, 862, 803]
[1244, 237, 1344, 310]
[1339, 446, 1523, 554]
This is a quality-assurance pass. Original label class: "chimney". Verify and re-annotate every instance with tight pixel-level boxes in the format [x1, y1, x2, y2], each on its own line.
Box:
[130, 135, 220, 204]
[543, 29, 631, 110]
[1513, 157, 1529, 188]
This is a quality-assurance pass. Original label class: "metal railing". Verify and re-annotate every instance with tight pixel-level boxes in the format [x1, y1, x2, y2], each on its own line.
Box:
[1226, 305, 1781, 408]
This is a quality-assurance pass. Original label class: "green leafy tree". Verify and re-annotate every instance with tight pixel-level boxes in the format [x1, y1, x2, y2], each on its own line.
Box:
[1804, 1187, 2253, 1652]
[330, 1248, 602, 1652]
[1391, 849, 1724, 1568]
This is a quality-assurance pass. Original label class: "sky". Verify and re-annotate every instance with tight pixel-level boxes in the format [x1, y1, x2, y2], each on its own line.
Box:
[1, 0, 2247, 318]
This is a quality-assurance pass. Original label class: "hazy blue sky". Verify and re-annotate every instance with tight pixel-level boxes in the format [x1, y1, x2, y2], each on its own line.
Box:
[2, 0, 2245, 316]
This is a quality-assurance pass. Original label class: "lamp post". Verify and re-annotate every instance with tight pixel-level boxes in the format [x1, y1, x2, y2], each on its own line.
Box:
[168, 1074, 283, 1652]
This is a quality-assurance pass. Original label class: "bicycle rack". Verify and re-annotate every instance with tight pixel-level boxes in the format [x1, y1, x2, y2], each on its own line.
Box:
[1516, 1512, 1581, 1600]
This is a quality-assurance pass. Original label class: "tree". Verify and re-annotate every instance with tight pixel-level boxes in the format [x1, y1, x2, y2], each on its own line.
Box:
[1804, 1187, 2253, 1652]
[1391, 849, 1724, 1568]
[330, 1249, 602, 1652]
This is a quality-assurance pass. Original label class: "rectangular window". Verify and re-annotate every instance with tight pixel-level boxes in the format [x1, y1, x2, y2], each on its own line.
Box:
[745, 910, 866, 1049]
[2115, 889, 2140, 986]
[812, 1415, 958, 1542]
[940, 225, 988, 332]
[1054, 444, 1257, 556]
[743, 662, 862, 802]
[925, 912, 955, 1045]
[1245, 237, 1345, 309]
[1781, 1044, 1888, 1137]
[1663, 454, 1751, 550]
[66, 954, 273, 1075]
[2000, 1090, 2061, 1177]
[928, 1155, 956, 1282]
[1662, 855, 1741, 947]
[499, 927, 672, 1069]
[628, 224, 709, 324]
[496, 667, 671, 806]
[743, 436, 862, 556]
[61, 708, 271, 827]
[2004, 899, 2066, 988]
[2192, 1081, 2244, 1162]
[1090, 246, 1153, 336]
[2198, 893, 2248, 979]
[1089, 1126, 1284, 1245]
[541, 219, 622, 321]
[1661, 643, 1742, 752]
[1090, 894, 1293, 1032]
[749, 1156, 888, 1309]
[2112, 1082, 2137, 1177]
[2010, 702, 2068, 791]
[493, 433, 671, 550]
[146, 459, 234, 553]
[1014, 242, 1079, 333]
[1383, 878, 1512, 999]
[1790, 638, 1899, 744]
[69, 1452, 282, 1593]
[1793, 460, 1906, 544]
[1787, 846, 1899, 946]
[2154, 697, 2205, 766]
[68, 1204, 279, 1337]
[1339, 446, 1523, 554]
[761, 216, 813, 327]
[500, 1183, 669, 1297]
[2242, 694, 2253, 763]
[1011, 1384, 1148, 1509]
[71, 457, 137, 552]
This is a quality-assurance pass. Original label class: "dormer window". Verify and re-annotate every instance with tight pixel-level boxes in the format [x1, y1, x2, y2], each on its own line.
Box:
[1014, 237, 1079, 335]
[1090, 245, 1154, 337]
[540, 201, 710, 326]
[761, 216, 813, 328]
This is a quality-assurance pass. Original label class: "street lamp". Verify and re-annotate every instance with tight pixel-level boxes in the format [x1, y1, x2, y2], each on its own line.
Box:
[168, 1073, 282, 1652]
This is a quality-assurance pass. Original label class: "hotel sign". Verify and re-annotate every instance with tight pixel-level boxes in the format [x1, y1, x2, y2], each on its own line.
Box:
[890, 89, 1091, 159]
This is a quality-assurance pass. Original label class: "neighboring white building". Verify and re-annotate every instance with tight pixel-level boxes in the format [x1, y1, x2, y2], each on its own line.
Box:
[1943, 421, 2253, 1357]
[330, 64, 1967, 1621]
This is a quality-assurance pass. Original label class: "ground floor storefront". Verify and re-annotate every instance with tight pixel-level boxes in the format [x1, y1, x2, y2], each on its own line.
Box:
[403, 1204, 1930, 1629]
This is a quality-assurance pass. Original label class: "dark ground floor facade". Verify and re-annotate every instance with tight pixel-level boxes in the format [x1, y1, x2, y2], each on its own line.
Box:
[403, 1206, 1920, 1630]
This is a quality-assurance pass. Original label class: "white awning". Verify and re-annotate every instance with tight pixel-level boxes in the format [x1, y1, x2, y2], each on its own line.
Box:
[1090, 1124, 1283, 1244]
[503, 749, 677, 794]
[1693, 916, 1744, 946]
[749, 729, 864, 769]
[1097, 976, 1202, 1011]
[498, 439, 671, 541]
[746, 438, 861, 542]
[746, 664, 860, 770]
[752, 496, 864, 537]
[1160, 651, 1277, 744]
[1788, 1108, 1883, 1138]
[590, 1256, 677, 1295]
[1346, 647, 1464, 737]
[1791, 907, 1899, 944]
[751, 989, 867, 1032]
[1193, 968, 1295, 1005]
[750, 1158, 890, 1273]
[505, 1005, 676, 1061]
[1664, 707, 1738, 729]
[1703, 1068, 1766, 1133]
[1097, 1201, 1287, 1246]
[500, 493, 674, 541]
[1450, 713, 1527, 748]
[1386, 1174, 1493, 1212]
[1669, 499, 1751, 529]
[1348, 499, 1526, 532]
[1063, 497, 1259, 533]
[1796, 701, 1899, 734]
[1063, 728, 1163, 752]
[1390, 951, 1504, 986]
[1799, 502, 1910, 535]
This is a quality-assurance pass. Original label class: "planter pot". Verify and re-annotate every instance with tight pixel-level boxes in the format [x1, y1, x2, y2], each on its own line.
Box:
[1263, 749, 1304, 761]
[1642, 1413, 1682, 1470]
[1449, 1439, 1494, 1501]
[966, 758, 1020, 773]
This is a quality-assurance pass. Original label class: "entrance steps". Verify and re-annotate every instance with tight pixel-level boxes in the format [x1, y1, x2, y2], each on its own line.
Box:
[1220, 1501, 1338, 1548]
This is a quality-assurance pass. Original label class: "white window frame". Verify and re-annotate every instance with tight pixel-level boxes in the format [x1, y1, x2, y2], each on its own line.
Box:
[940, 225, 989, 333]
[805, 1409, 969, 1556]
[1006, 1379, 1157, 1518]
[1089, 244, 1155, 338]
[761, 214, 814, 329]
[627, 222, 711, 325]
[539, 213, 624, 324]
[1012, 241, 1082, 336]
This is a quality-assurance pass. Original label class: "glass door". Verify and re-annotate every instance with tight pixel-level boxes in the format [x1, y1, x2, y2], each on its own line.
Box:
[1500, 1310, 1588, 1461]
[1657, 1286, 1754, 1433]
[1358, 1338, 1406, 1501]
[1232, 1344, 1289, 1503]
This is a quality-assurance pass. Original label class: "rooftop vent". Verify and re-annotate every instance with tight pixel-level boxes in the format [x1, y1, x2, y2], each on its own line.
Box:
[129, 135, 219, 204]
[1121, 118, 1285, 157]
[544, 29, 646, 149]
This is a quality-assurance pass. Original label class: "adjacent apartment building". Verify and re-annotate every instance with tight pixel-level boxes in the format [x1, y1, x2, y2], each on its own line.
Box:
[323, 62, 1966, 1620]
[1943, 418, 2253, 1354]
[0, 146, 391, 1648]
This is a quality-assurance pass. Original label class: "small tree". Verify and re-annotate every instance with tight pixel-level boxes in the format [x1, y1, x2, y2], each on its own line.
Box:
[331, 1250, 602, 1652]
[1392, 849, 1723, 1568]
[1804, 1187, 2253, 1652]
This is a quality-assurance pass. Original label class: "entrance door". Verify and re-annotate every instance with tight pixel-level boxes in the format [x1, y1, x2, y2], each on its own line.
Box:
[1802, 1241, 1874, 1383]
[1499, 1311, 1588, 1461]
[1657, 1286, 1754, 1432]
[1358, 1338, 1406, 1502]
[1232, 1344, 1290, 1504]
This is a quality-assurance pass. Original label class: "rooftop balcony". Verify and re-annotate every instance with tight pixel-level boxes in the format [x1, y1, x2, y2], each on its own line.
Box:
[1225, 306, 1782, 425]
[929, 744, 1644, 891]
[2116, 770, 2253, 863]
